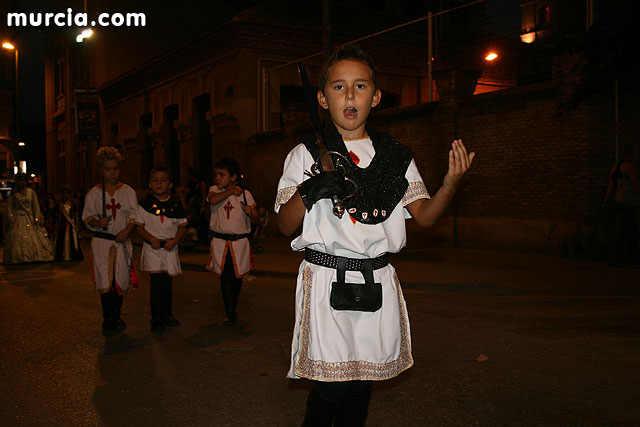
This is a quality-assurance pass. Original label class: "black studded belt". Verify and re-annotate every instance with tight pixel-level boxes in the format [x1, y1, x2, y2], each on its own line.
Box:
[213, 231, 251, 241]
[93, 231, 117, 240]
[304, 248, 389, 271]
[305, 248, 387, 312]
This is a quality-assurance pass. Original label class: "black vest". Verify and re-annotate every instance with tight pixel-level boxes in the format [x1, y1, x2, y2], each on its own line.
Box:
[139, 195, 186, 219]
[302, 124, 413, 225]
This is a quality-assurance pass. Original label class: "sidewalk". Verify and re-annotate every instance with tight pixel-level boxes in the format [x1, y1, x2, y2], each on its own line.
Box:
[178, 236, 640, 297]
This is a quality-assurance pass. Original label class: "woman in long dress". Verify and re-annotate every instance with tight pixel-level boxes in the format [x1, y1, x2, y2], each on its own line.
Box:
[2, 173, 54, 264]
[53, 185, 84, 261]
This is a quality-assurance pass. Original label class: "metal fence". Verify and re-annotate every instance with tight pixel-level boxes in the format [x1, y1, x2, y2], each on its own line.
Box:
[260, 0, 591, 132]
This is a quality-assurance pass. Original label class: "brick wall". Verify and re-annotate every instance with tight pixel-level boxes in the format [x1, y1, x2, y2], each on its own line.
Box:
[246, 79, 638, 256]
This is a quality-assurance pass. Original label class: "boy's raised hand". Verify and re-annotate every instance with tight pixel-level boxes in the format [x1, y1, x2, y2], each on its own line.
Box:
[230, 184, 243, 196]
[443, 139, 475, 190]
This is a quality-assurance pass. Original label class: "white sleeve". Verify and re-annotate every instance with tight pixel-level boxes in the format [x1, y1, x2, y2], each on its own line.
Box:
[128, 187, 139, 222]
[274, 143, 308, 212]
[402, 159, 430, 218]
[135, 205, 146, 225]
[82, 188, 100, 226]
[244, 190, 256, 207]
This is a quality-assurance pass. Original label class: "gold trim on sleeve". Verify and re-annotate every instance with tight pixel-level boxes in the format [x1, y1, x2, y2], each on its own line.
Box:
[402, 181, 430, 206]
[274, 186, 297, 211]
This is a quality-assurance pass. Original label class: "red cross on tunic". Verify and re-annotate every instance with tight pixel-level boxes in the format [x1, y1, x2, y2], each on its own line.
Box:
[223, 200, 234, 219]
[106, 198, 122, 220]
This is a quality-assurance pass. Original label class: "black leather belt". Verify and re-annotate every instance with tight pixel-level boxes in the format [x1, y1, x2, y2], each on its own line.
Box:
[93, 231, 117, 240]
[145, 240, 167, 247]
[304, 248, 389, 271]
[213, 231, 251, 241]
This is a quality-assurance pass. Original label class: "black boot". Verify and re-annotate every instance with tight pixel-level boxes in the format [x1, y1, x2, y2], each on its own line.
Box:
[111, 289, 126, 331]
[221, 278, 237, 326]
[163, 275, 180, 326]
[231, 277, 243, 323]
[301, 386, 338, 427]
[334, 382, 371, 427]
[100, 292, 116, 336]
[150, 274, 165, 332]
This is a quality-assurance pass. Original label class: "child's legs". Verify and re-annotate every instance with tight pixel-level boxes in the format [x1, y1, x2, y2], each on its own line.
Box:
[111, 285, 123, 317]
[100, 282, 122, 319]
[232, 277, 242, 310]
[99, 291, 111, 320]
[163, 273, 174, 316]
[220, 251, 237, 319]
[303, 381, 371, 427]
[149, 273, 164, 319]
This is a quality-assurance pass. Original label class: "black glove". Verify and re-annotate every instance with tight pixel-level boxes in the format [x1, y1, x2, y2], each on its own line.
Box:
[297, 172, 349, 212]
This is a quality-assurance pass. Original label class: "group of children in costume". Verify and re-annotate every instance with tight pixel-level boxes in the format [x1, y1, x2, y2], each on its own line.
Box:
[82, 148, 257, 335]
[75, 45, 473, 425]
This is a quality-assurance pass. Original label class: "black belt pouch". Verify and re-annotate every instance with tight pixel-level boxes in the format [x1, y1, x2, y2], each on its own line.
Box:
[330, 258, 382, 312]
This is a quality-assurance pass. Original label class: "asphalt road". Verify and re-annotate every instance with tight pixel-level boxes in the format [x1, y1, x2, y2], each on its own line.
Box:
[1, 241, 639, 426]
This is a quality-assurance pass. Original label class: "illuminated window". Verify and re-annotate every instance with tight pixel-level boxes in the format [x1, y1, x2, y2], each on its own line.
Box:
[539, 4, 551, 26]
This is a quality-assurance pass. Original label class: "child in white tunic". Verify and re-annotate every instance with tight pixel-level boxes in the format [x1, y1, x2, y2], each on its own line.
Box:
[82, 147, 138, 336]
[276, 45, 475, 425]
[136, 167, 188, 332]
[207, 157, 259, 326]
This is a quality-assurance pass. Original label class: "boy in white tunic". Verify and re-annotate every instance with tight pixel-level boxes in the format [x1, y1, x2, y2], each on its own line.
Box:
[135, 167, 188, 332]
[276, 45, 475, 425]
[82, 147, 139, 336]
[207, 157, 259, 326]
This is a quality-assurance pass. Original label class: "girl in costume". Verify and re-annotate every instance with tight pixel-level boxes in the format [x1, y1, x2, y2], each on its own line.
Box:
[2, 173, 54, 264]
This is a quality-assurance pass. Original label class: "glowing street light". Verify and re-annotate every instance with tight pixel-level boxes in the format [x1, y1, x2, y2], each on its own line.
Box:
[18, 141, 25, 147]
[76, 28, 93, 43]
[485, 52, 498, 61]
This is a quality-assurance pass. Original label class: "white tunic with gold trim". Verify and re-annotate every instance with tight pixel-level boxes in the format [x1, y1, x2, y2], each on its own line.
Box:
[135, 202, 188, 277]
[82, 184, 138, 293]
[207, 186, 255, 277]
[275, 139, 429, 382]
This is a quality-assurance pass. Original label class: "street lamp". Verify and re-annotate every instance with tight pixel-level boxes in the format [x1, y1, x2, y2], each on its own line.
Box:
[485, 52, 498, 61]
[2, 41, 19, 168]
[76, 28, 93, 43]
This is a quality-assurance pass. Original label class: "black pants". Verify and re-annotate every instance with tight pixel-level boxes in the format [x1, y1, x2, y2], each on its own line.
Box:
[220, 250, 243, 321]
[302, 381, 372, 427]
[100, 284, 123, 321]
[150, 273, 174, 320]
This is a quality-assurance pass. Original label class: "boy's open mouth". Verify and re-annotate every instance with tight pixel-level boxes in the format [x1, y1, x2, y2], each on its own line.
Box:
[343, 107, 358, 119]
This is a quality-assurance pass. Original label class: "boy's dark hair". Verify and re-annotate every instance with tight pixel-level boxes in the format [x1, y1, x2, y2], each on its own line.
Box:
[214, 157, 241, 178]
[149, 166, 172, 181]
[319, 44, 377, 94]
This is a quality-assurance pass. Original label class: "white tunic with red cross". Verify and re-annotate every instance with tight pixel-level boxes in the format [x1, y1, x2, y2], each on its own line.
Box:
[82, 183, 138, 293]
[207, 185, 255, 276]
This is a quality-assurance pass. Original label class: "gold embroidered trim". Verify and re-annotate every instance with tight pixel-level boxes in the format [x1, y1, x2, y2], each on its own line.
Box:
[402, 181, 430, 206]
[274, 186, 297, 211]
[294, 266, 413, 381]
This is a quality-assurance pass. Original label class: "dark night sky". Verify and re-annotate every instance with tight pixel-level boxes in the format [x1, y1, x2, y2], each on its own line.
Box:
[14, 0, 48, 123]
[11, 0, 264, 123]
